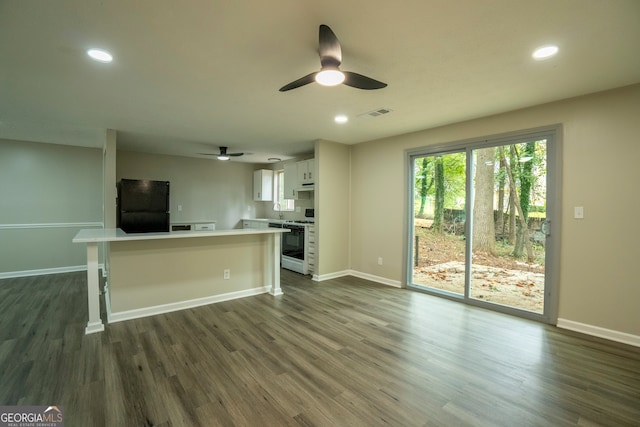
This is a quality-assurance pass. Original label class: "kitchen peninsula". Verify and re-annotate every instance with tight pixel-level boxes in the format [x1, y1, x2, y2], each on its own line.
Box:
[73, 227, 288, 334]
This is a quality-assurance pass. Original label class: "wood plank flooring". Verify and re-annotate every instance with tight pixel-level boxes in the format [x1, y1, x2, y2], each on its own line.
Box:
[0, 270, 639, 426]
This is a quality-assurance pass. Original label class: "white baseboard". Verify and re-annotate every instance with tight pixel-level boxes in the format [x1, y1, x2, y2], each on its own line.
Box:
[0, 264, 106, 280]
[557, 318, 640, 348]
[0, 265, 87, 279]
[312, 270, 351, 282]
[312, 269, 402, 288]
[108, 286, 271, 324]
[85, 321, 105, 334]
[348, 270, 403, 288]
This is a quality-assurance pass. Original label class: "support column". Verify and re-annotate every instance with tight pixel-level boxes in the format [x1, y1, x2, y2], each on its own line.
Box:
[269, 233, 283, 296]
[85, 242, 105, 334]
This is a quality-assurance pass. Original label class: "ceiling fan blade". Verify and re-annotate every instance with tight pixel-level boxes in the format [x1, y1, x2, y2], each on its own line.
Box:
[343, 71, 387, 90]
[319, 24, 341, 67]
[279, 72, 317, 92]
[197, 153, 217, 156]
[229, 152, 244, 157]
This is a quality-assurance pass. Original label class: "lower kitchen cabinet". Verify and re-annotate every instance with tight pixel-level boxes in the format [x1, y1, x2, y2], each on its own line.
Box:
[307, 225, 315, 274]
[193, 222, 216, 231]
[242, 220, 268, 229]
[171, 222, 216, 231]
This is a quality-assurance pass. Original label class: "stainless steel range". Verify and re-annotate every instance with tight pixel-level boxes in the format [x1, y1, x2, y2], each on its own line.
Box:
[268, 215, 313, 275]
[282, 223, 306, 274]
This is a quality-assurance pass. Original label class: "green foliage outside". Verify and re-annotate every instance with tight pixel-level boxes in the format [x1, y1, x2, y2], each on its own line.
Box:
[413, 141, 548, 262]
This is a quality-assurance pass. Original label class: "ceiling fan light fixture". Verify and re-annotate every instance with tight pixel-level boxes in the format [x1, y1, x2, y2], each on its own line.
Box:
[217, 155, 230, 161]
[315, 68, 345, 86]
[87, 48, 113, 63]
[532, 45, 559, 60]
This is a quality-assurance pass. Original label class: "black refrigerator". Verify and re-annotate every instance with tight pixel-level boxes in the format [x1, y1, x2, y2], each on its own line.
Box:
[118, 179, 170, 233]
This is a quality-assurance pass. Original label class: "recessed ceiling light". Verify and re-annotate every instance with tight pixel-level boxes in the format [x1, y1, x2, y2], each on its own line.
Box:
[87, 48, 113, 63]
[532, 45, 559, 60]
[268, 157, 282, 162]
[334, 115, 348, 124]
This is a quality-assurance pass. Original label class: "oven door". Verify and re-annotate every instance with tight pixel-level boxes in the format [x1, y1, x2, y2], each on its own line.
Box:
[282, 225, 305, 260]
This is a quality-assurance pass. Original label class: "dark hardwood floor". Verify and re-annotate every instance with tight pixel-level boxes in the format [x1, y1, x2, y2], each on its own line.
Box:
[0, 270, 639, 426]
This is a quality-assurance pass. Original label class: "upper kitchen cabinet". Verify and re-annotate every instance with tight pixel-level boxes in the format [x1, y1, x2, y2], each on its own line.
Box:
[253, 169, 273, 201]
[283, 163, 297, 199]
[297, 159, 315, 186]
[284, 159, 315, 200]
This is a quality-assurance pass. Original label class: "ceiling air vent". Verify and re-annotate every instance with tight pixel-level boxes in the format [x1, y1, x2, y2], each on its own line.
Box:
[359, 107, 393, 119]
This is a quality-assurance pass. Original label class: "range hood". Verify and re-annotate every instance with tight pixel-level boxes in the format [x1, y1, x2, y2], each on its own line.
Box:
[297, 184, 314, 192]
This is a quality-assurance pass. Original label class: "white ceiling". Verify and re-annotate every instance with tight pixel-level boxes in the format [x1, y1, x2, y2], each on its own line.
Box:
[1, 0, 639, 163]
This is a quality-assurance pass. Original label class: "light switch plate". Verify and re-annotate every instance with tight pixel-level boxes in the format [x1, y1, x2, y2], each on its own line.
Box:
[574, 206, 584, 219]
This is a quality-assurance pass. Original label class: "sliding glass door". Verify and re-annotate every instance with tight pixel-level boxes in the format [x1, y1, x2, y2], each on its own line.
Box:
[411, 151, 467, 296]
[408, 128, 559, 323]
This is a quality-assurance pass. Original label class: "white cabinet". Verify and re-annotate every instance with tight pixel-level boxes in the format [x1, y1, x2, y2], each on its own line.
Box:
[193, 223, 216, 231]
[242, 219, 268, 229]
[297, 159, 315, 185]
[171, 222, 216, 231]
[253, 169, 273, 201]
[283, 163, 298, 199]
[284, 159, 315, 200]
[306, 225, 316, 274]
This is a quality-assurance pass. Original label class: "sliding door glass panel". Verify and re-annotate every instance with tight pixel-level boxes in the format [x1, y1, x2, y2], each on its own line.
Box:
[411, 152, 467, 295]
[469, 140, 547, 313]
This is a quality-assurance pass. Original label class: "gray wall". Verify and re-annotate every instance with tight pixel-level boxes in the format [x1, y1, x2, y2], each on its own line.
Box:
[116, 150, 267, 230]
[0, 139, 103, 276]
[350, 84, 640, 338]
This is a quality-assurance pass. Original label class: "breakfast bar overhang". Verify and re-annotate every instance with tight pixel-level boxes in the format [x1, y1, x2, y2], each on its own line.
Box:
[73, 228, 289, 334]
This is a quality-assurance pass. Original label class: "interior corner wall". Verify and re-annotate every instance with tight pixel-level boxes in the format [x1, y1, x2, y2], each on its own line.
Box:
[104, 129, 117, 229]
[315, 139, 350, 276]
[116, 150, 264, 230]
[0, 139, 103, 277]
[349, 84, 640, 338]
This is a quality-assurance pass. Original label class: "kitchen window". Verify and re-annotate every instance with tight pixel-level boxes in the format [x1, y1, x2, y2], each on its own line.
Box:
[273, 170, 294, 211]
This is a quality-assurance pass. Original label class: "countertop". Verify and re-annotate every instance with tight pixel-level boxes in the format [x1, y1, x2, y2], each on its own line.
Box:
[244, 218, 315, 227]
[73, 227, 288, 243]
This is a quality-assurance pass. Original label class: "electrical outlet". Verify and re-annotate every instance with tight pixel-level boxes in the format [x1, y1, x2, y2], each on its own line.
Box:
[378, 257, 383, 266]
[223, 269, 230, 280]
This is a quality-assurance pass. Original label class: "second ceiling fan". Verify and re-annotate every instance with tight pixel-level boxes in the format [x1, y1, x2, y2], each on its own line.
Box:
[279, 24, 387, 92]
[198, 146, 244, 161]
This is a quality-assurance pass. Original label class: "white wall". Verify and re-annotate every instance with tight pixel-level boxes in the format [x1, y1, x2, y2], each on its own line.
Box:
[315, 140, 350, 277]
[0, 139, 103, 276]
[349, 84, 640, 338]
[116, 150, 267, 230]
